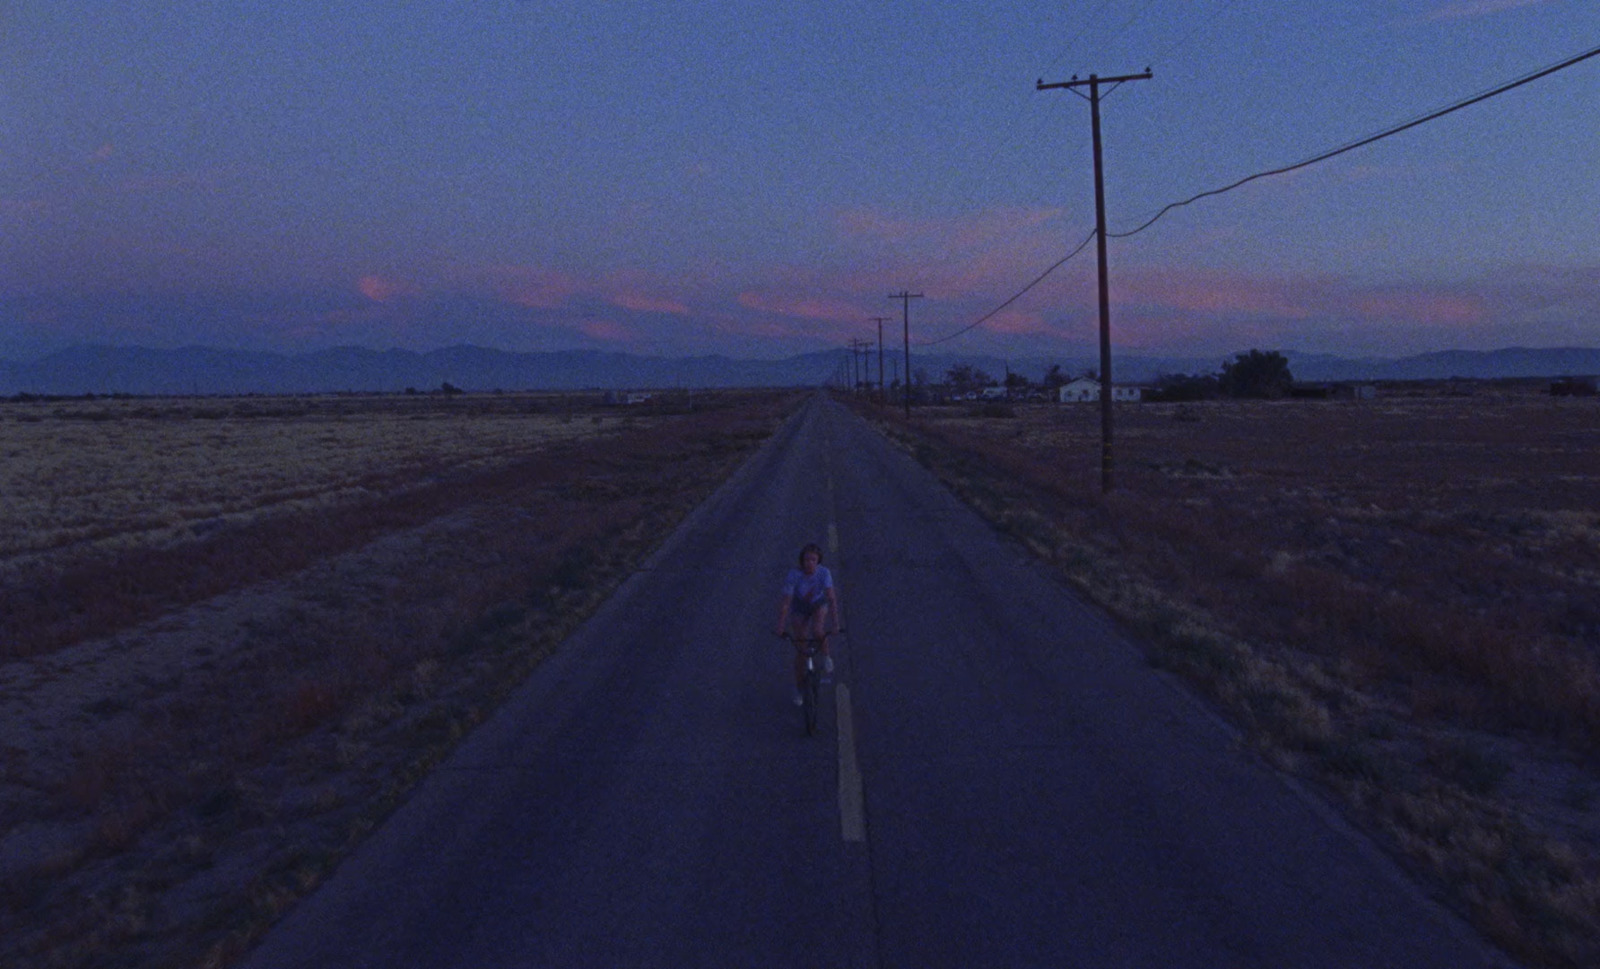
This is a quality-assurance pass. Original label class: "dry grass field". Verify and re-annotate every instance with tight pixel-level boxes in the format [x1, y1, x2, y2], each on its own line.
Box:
[1, 394, 643, 658]
[0, 389, 799, 969]
[2, 394, 617, 578]
[854, 384, 1599, 968]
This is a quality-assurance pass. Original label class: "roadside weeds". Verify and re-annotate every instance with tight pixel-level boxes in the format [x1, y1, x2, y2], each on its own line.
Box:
[854, 397, 1600, 969]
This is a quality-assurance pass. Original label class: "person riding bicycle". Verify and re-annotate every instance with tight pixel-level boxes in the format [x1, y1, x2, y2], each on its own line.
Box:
[776, 542, 840, 706]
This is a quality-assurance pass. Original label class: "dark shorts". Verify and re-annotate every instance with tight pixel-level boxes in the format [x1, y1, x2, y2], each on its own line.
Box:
[791, 596, 826, 618]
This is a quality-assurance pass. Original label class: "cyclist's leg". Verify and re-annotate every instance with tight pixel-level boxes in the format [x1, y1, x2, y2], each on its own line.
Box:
[787, 615, 809, 687]
[807, 607, 830, 655]
[804, 609, 833, 675]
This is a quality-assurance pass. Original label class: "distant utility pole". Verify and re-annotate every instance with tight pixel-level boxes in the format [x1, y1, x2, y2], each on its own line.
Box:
[871, 316, 891, 403]
[850, 338, 873, 393]
[1037, 68, 1150, 493]
[888, 291, 923, 419]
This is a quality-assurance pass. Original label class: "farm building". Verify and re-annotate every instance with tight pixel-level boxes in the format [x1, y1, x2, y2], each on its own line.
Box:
[1058, 377, 1142, 403]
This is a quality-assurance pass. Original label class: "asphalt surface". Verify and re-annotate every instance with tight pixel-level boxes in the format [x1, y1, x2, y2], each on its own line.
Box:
[241, 393, 1516, 968]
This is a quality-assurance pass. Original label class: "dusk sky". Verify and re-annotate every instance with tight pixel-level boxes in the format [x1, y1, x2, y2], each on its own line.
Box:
[2, 1, 1596, 363]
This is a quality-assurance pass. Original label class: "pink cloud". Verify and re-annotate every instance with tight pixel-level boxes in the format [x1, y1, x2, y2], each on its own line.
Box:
[611, 292, 689, 314]
[357, 274, 421, 303]
[736, 290, 869, 322]
[1351, 291, 1486, 326]
[1121, 269, 1314, 319]
[597, 270, 691, 315]
[984, 308, 1053, 336]
[578, 318, 634, 343]
[485, 264, 583, 309]
[834, 208, 918, 243]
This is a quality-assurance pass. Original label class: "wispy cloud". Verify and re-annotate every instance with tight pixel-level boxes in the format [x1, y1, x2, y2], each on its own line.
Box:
[1351, 290, 1486, 327]
[357, 274, 421, 303]
[736, 290, 869, 323]
[578, 318, 635, 343]
[596, 270, 691, 316]
[1121, 269, 1315, 319]
[1425, 0, 1555, 22]
[484, 264, 584, 309]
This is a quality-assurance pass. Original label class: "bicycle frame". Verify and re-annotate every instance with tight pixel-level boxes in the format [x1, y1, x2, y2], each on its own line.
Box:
[780, 631, 839, 737]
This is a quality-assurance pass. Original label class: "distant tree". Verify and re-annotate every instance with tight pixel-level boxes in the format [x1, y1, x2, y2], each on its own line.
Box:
[1042, 364, 1068, 390]
[1004, 371, 1031, 392]
[1219, 350, 1293, 399]
[439, 381, 464, 395]
[945, 363, 987, 395]
[1147, 372, 1220, 402]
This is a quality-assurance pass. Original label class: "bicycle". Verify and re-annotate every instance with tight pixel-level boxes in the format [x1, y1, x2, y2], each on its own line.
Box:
[780, 630, 841, 736]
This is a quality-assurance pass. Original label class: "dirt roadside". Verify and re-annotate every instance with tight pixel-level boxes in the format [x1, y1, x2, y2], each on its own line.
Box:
[0, 391, 799, 969]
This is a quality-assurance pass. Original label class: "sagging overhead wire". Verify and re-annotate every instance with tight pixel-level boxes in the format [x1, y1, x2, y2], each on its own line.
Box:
[1110, 40, 1600, 240]
[915, 39, 1600, 349]
[916, 228, 1097, 347]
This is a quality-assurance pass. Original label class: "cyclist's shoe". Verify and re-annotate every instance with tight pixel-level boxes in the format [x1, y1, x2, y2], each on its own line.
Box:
[824, 655, 835, 674]
[793, 688, 805, 707]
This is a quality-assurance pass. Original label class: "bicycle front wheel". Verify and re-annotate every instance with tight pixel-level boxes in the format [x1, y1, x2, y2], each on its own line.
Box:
[803, 669, 820, 736]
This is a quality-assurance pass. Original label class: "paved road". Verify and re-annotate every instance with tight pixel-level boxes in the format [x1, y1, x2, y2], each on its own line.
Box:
[242, 394, 1515, 968]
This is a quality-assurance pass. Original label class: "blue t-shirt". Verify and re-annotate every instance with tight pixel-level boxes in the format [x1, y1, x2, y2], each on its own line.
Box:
[782, 566, 833, 605]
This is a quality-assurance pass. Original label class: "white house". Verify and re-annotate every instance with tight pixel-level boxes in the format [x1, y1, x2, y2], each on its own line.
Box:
[1058, 377, 1142, 403]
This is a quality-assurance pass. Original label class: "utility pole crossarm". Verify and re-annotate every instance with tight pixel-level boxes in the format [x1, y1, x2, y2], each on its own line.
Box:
[1035, 69, 1151, 92]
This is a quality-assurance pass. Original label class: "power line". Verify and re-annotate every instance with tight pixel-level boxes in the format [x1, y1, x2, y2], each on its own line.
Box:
[1110, 40, 1600, 240]
[916, 228, 1097, 347]
[910, 40, 1599, 352]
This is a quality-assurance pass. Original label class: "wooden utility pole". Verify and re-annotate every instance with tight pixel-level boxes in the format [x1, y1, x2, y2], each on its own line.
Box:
[1037, 68, 1150, 492]
[850, 338, 873, 393]
[888, 291, 923, 419]
[871, 317, 891, 403]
